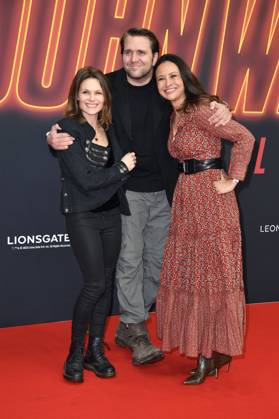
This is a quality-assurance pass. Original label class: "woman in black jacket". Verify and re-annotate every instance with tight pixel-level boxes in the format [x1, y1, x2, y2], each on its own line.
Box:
[55, 67, 136, 383]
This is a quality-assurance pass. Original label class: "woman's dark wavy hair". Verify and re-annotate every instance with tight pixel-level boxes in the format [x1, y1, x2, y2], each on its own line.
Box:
[155, 54, 221, 111]
[65, 66, 111, 128]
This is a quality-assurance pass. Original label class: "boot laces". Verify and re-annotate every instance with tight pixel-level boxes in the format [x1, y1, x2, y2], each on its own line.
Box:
[133, 334, 150, 347]
[68, 346, 84, 367]
[92, 342, 111, 365]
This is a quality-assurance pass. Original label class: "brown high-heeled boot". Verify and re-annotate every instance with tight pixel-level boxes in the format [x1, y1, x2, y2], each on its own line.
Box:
[188, 351, 232, 376]
[212, 351, 232, 371]
[184, 355, 218, 385]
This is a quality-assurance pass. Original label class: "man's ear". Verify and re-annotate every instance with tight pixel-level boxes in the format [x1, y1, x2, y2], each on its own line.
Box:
[152, 52, 159, 66]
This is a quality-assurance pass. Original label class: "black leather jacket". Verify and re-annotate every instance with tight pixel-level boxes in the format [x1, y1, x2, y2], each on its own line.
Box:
[56, 117, 130, 215]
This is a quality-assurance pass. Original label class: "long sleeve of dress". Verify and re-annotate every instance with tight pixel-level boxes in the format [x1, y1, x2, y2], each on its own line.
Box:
[191, 105, 255, 180]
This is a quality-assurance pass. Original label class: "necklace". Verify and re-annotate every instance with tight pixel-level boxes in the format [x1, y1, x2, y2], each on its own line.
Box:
[91, 124, 109, 147]
[92, 122, 101, 142]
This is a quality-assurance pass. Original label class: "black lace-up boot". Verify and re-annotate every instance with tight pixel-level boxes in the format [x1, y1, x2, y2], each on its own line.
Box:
[63, 341, 84, 383]
[84, 337, 116, 378]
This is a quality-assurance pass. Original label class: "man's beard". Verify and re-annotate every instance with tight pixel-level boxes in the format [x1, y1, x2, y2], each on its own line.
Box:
[125, 66, 153, 81]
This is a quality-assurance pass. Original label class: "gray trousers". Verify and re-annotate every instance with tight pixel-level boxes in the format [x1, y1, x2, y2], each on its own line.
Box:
[116, 190, 171, 324]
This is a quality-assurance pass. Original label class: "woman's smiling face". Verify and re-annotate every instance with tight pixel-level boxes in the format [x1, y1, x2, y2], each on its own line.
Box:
[156, 61, 186, 108]
[77, 77, 105, 119]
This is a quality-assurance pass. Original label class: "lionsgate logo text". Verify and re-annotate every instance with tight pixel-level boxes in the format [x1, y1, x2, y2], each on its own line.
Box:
[7, 233, 70, 251]
[259, 225, 279, 233]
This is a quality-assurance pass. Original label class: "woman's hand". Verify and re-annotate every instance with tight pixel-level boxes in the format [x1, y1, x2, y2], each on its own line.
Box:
[213, 172, 238, 194]
[121, 152, 137, 172]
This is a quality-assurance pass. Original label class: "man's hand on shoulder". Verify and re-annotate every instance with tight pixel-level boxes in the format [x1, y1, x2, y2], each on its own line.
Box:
[47, 124, 74, 150]
[208, 101, 232, 127]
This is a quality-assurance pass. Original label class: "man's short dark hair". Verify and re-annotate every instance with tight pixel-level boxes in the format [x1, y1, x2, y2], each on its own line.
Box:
[120, 28, 160, 55]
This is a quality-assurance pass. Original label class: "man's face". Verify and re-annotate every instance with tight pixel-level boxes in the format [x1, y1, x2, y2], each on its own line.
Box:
[122, 35, 158, 84]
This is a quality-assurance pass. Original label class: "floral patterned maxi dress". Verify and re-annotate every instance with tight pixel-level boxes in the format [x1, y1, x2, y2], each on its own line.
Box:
[156, 105, 255, 358]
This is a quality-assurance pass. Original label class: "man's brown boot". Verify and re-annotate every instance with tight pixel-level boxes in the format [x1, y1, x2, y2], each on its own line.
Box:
[115, 321, 164, 365]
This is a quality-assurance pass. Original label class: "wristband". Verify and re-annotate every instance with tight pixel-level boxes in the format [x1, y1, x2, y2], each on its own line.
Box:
[118, 161, 129, 174]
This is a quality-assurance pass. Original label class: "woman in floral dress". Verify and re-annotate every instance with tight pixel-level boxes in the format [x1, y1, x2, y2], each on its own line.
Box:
[155, 54, 255, 385]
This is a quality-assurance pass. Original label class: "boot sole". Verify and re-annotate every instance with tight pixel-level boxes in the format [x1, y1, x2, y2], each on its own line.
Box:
[115, 336, 164, 366]
[83, 362, 116, 378]
[63, 372, 83, 383]
[132, 352, 164, 366]
[183, 378, 205, 385]
[189, 368, 216, 377]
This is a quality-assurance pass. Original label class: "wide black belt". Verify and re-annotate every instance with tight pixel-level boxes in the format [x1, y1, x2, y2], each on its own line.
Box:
[178, 158, 222, 174]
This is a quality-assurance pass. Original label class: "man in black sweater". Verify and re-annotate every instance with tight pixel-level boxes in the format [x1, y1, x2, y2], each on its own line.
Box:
[47, 28, 231, 366]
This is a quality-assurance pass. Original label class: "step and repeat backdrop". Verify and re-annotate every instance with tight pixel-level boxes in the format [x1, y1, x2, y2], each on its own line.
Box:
[0, 0, 278, 327]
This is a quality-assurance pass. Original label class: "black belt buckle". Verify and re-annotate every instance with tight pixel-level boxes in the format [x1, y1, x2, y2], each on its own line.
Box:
[181, 160, 187, 173]
[182, 159, 196, 174]
[179, 157, 222, 175]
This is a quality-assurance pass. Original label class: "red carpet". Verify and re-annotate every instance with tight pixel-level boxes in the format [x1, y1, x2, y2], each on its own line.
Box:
[1, 303, 279, 419]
